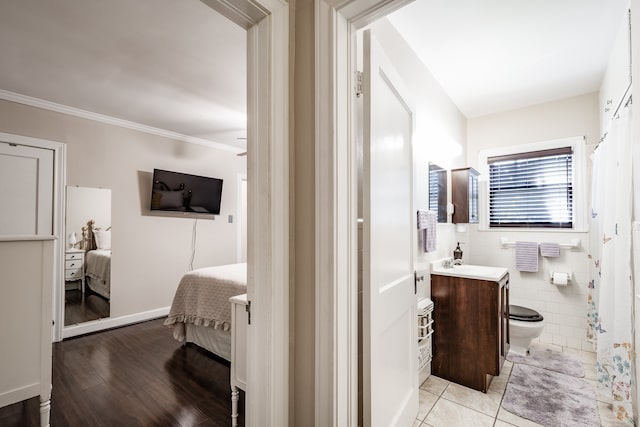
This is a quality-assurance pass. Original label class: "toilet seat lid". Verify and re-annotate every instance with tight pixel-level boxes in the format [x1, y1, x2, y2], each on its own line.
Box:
[509, 305, 543, 322]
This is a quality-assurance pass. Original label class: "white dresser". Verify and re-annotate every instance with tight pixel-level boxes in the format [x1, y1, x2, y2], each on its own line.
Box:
[64, 248, 85, 293]
[230, 293, 248, 427]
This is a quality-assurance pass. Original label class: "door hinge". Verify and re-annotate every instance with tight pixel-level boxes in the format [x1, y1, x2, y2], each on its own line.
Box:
[355, 71, 363, 98]
[246, 300, 251, 325]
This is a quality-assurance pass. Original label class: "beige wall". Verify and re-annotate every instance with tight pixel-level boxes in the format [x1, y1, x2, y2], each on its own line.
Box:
[65, 186, 112, 246]
[466, 93, 600, 164]
[466, 93, 599, 350]
[0, 99, 245, 318]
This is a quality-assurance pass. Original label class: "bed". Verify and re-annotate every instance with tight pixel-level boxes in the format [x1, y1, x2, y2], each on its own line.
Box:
[85, 249, 111, 299]
[164, 262, 247, 361]
[83, 219, 111, 300]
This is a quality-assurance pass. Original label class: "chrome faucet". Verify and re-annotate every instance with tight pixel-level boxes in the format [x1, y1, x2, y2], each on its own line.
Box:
[443, 258, 454, 268]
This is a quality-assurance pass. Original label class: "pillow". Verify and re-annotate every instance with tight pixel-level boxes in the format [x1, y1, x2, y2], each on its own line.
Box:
[151, 190, 184, 209]
[94, 229, 111, 250]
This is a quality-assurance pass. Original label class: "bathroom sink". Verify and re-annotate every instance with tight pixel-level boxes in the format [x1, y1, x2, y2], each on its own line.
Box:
[431, 263, 508, 281]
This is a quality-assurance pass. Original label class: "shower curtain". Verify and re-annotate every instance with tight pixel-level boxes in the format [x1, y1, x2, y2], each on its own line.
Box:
[587, 104, 634, 423]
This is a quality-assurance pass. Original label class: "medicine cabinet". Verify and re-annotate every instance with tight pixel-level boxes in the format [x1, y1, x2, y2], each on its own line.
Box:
[451, 167, 479, 224]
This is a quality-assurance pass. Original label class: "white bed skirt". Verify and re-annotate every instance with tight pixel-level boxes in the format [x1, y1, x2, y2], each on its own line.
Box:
[86, 276, 110, 300]
[185, 323, 231, 361]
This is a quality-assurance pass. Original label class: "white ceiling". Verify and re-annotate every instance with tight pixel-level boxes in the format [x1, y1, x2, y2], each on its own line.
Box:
[0, 1, 631, 149]
[388, 0, 630, 118]
[0, 0, 246, 150]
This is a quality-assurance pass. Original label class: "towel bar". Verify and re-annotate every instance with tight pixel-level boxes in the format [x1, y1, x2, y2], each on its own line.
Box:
[500, 237, 581, 251]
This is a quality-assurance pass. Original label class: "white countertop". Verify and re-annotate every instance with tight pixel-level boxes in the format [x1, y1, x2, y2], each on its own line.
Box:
[431, 262, 508, 282]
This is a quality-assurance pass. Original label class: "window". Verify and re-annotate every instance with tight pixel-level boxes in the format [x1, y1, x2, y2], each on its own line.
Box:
[488, 147, 573, 228]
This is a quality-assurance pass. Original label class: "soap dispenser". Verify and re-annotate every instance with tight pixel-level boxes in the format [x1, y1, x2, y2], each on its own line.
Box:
[453, 242, 463, 261]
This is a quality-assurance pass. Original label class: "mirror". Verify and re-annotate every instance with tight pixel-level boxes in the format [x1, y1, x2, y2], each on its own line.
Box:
[64, 186, 111, 326]
[428, 162, 447, 223]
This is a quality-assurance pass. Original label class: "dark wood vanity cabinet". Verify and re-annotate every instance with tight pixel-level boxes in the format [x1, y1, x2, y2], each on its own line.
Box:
[431, 273, 509, 392]
[451, 167, 479, 224]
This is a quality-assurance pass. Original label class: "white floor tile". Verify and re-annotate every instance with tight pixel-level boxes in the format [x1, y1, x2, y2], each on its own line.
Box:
[424, 398, 494, 427]
[488, 372, 510, 394]
[416, 389, 439, 421]
[501, 360, 514, 374]
[420, 375, 449, 396]
[441, 383, 503, 417]
[410, 345, 614, 427]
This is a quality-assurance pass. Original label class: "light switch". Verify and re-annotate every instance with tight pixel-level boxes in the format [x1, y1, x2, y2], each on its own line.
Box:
[228, 215, 233, 223]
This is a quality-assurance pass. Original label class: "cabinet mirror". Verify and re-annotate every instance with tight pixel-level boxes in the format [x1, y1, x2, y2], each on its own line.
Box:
[428, 162, 447, 223]
[64, 186, 111, 326]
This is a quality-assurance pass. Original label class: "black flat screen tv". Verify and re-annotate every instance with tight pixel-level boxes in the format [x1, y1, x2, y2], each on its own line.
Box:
[150, 169, 223, 215]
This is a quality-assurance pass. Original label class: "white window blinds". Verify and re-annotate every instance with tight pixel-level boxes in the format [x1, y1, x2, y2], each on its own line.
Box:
[488, 147, 573, 228]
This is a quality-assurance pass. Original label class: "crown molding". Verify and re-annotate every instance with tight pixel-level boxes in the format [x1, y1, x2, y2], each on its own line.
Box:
[0, 89, 243, 154]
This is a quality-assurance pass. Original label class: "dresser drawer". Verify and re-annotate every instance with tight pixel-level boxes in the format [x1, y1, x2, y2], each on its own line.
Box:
[65, 268, 82, 280]
[65, 260, 83, 270]
[66, 252, 83, 261]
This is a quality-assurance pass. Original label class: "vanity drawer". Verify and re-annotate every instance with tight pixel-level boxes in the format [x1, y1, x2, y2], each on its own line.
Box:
[65, 268, 82, 280]
[66, 252, 83, 261]
[65, 260, 83, 270]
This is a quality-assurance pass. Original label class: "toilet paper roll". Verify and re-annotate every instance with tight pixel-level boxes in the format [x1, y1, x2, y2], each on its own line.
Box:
[551, 272, 569, 286]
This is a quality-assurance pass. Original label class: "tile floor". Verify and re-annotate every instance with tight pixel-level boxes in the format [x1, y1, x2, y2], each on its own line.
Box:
[414, 343, 628, 427]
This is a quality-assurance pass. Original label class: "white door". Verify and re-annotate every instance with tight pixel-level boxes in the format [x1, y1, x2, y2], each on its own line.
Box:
[0, 141, 54, 235]
[362, 30, 417, 427]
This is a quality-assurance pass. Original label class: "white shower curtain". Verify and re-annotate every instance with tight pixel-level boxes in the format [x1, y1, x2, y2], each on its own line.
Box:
[587, 104, 634, 424]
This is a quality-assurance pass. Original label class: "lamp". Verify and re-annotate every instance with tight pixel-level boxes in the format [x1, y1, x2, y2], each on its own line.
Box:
[68, 232, 77, 249]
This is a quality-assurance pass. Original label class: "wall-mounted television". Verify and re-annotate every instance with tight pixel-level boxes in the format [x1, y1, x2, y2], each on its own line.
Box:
[150, 169, 223, 215]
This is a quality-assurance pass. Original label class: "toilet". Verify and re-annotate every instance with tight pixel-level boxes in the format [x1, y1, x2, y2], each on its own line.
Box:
[509, 305, 544, 356]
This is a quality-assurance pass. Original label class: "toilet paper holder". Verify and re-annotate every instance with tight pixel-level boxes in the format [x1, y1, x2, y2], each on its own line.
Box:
[549, 271, 571, 285]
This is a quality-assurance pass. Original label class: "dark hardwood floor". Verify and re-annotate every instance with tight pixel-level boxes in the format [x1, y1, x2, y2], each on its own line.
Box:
[0, 319, 244, 427]
[64, 289, 111, 326]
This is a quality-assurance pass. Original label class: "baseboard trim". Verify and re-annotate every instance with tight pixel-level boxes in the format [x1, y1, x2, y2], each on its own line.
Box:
[0, 383, 39, 408]
[62, 307, 170, 339]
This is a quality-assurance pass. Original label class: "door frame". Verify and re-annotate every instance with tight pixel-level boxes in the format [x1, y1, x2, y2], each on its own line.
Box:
[39, 0, 288, 423]
[0, 131, 66, 349]
[315, 0, 414, 424]
[207, 1, 290, 425]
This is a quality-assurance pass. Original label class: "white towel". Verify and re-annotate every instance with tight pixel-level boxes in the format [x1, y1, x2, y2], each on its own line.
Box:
[515, 241, 539, 272]
[424, 211, 437, 253]
[539, 242, 560, 258]
[417, 210, 429, 230]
